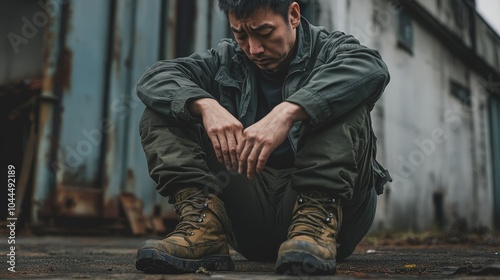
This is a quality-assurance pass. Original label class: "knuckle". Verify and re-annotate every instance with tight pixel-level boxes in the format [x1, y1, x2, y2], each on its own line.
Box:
[263, 138, 273, 145]
[207, 127, 216, 134]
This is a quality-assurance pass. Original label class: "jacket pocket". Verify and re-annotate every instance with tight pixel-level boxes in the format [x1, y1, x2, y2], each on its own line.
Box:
[371, 130, 392, 195]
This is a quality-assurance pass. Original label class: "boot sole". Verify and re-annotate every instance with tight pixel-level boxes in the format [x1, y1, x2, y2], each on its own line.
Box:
[275, 251, 336, 275]
[135, 248, 234, 274]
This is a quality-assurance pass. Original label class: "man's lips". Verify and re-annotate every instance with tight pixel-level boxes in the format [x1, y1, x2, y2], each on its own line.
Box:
[253, 58, 271, 64]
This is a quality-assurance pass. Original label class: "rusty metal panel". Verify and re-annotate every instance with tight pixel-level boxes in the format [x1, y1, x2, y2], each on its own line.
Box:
[35, 0, 112, 220]
[33, 0, 65, 222]
[102, 0, 136, 219]
[103, 0, 166, 219]
[55, 186, 102, 217]
[124, 0, 162, 216]
[119, 193, 146, 235]
[32, 0, 236, 224]
[55, 0, 111, 188]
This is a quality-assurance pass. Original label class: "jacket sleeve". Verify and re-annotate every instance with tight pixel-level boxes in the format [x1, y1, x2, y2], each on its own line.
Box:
[285, 32, 390, 127]
[136, 49, 220, 122]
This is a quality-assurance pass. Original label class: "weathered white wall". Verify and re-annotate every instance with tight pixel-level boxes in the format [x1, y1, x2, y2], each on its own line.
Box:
[314, 0, 495, 230]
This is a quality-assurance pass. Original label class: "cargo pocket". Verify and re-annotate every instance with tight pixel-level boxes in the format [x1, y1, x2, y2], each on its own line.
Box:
[371, 130, 392, 195]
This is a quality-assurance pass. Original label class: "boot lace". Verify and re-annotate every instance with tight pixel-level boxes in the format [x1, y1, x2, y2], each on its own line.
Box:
[288, 193, 339, 239]
[167, 190, 208, 237]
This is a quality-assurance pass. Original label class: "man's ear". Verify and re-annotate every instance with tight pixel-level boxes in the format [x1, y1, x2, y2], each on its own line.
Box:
[289, 2, 301, 28]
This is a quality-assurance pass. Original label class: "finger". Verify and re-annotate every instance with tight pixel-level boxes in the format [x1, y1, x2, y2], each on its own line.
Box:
[208, 134, 224, 164]
[255, 146, 272, 174]
[235, 128, 244, 146]
[227, 132, 238, 171]
[238, 139, 252, 175]
[246, 143, 263, 180]
[218, 133, 231, 170]
[234, 129, 244, 163]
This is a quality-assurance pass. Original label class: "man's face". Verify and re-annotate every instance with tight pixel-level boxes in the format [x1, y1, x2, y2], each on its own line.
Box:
[228, 3, 301, 72]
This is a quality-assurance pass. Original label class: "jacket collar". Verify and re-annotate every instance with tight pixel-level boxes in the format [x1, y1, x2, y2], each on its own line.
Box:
[290, 17, 312, 69]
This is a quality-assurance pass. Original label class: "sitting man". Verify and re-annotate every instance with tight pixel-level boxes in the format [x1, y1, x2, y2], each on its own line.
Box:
[135, 0, 391, 275]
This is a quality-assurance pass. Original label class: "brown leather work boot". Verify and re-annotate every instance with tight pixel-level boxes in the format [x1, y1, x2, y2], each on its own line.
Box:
[136, 187, 234, 273]
[275, 191, 342, 275]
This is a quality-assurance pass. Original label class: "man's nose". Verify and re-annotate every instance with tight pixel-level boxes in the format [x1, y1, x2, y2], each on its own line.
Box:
[248, 38, 264, 56]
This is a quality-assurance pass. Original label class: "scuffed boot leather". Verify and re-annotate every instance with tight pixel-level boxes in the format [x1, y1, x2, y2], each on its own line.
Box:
[136, 187, 234, 273]
[275, 191, 342, 275]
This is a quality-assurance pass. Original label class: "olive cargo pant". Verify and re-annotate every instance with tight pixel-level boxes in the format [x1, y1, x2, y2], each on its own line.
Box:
[139, 105, 377, 261]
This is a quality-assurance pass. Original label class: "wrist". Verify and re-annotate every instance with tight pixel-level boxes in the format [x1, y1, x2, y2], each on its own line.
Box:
[276, 102, 309, 124]
[189, 98, 216, 116]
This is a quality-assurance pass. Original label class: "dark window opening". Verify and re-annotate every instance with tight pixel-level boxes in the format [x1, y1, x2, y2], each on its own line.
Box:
[433, 192, 445, 229]
[397, 8, 414, 54]
[450, 80, 472, 106]
[451, 0, 466, 29]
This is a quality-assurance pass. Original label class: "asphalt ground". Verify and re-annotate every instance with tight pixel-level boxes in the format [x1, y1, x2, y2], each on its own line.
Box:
[1, 233, 500, 279]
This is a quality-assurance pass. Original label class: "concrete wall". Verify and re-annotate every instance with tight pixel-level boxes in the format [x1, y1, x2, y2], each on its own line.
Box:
[313, 0, 496, 230]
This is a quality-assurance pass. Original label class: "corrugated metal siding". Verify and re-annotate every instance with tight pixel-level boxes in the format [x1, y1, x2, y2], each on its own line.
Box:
[31, 0, 230, 223]
[123, 0, 162, 216]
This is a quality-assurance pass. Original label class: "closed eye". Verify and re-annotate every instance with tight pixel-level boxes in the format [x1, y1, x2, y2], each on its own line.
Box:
[235, 33, 247, 40]
[260, 31, 272, 38]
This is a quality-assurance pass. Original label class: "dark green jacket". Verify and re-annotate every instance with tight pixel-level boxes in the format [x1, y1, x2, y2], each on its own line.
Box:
[137, 18, 392, 190]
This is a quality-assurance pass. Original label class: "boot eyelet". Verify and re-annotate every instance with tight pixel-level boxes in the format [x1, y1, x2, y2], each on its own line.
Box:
[190, 232, 195, 236]
[197, 218, 204, 223]
[331, 198, 336, 203]
[329, 213, 334, 218]
[298, 197, 304, 204]
[325, 217, 331, 223]
[202, 214, 206, 218]
[203, 203, 208, 208]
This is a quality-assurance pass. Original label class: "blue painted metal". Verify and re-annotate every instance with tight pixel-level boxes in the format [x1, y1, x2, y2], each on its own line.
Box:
[211, 0, 230, 48]
[33, 0, 64, 222]
[124, 0, 162, 216]
[56, 0, 111, 187]
[102, 0, 136, 218]
[33, 0, 234, 222]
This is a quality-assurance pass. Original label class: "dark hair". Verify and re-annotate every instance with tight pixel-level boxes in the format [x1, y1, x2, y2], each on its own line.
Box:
[218, 0, 294, 20]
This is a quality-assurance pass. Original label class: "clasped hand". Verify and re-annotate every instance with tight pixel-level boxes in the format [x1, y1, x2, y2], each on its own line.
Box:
[192, 98, 296, 179]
